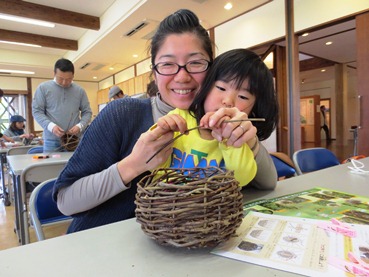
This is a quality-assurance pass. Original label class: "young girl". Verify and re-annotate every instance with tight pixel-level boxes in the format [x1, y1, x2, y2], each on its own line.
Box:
[154, 48, 279, 187]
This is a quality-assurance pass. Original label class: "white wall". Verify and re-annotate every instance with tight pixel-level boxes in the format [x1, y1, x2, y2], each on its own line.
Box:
[0, 76, 28, 90]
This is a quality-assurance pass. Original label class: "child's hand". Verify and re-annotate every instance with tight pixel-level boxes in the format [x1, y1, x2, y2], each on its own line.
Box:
[201, 108, 257, 148]
[157, 114, 188, 134]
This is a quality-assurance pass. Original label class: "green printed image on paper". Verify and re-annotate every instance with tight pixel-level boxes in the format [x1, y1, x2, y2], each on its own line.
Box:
[243, 187, 369, 224]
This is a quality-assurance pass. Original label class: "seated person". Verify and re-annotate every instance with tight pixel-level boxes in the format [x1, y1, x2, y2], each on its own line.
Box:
[4, 115, 34, 144]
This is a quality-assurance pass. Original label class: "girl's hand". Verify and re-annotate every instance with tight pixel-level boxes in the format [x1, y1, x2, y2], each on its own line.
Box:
[200, 107, 257, 148]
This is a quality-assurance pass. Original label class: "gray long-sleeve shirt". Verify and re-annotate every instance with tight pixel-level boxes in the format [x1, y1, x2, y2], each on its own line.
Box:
[32, 80, 92, 140]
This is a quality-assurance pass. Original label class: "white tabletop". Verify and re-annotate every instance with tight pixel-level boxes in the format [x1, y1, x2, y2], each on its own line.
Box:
[0, 158, 368, 277]
[7, 152, 74, 176]
[243, 157, 369, 203]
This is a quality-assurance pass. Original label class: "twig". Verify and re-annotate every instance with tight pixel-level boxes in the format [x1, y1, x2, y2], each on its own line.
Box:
[145, 118, 265, 164]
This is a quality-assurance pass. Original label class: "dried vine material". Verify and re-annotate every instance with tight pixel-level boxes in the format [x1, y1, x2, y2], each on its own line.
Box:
[135, 167, 243, 248]
[60, 134, 79, 151]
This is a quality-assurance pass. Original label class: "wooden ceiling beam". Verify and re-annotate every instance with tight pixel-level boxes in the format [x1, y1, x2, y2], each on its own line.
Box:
[300, 57, 336, 72]
[0, 29, 78, 50]
[0, 0, 100, 30]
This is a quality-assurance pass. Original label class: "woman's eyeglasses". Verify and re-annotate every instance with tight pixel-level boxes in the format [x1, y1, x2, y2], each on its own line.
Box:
[153, 59, 211, 76]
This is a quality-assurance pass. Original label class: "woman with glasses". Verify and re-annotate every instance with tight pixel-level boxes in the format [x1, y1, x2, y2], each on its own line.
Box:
[53, 9, 277, 234]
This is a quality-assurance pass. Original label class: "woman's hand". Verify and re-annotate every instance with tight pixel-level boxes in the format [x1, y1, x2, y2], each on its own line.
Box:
[200, 107, 257, 148]
[3, 135, 15, 143]
[117, 125, 175, 184]
[20, 133, 34, 139]
[157, 114, 188, 134]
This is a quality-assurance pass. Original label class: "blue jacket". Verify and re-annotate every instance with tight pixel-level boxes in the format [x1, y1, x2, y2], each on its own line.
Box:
[53, 98, 153, 233]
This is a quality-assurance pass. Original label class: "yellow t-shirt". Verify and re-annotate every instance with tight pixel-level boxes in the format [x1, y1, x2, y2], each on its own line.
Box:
[155, 109, 257, 187]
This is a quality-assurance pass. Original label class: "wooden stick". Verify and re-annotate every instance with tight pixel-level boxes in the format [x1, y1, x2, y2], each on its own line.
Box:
[145, 118, 265, 164]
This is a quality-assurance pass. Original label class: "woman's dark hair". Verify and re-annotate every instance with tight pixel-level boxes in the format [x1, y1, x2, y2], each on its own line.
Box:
[146, 80, 158, 97]
[189, 48, 279, 141]
[54, 58, 74, 74]
[9, 121, 25, 131]
[150, 9, 214, 65]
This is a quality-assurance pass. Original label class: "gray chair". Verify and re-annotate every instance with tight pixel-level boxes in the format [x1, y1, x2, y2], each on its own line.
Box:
[27, 146, 44, 154]
[292, 147, 340, 175]
[19, 161, 68, 243]
[29, 178, 72, 241]
[5, 145, 35, 204]
[7, 146, 34, 156]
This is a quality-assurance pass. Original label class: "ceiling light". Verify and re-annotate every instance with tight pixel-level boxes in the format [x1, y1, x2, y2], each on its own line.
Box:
[109, 67, 114, 70]
[132, 54, 138, 58]
[0, 14, 55, 28]
[224, 3, 233, 10]
[0, 40, 41, 48]
[321, 69, 326, 72]
[301, 33, 309, 37]
[93, 76, 97, 79]
[325, 41, 333, 45]
[0, 69, 35, 75]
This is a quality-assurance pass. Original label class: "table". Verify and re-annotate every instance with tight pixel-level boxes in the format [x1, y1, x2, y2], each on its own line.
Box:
[7, 152, 73, 245]
[1, 145, 34, 206]
[0, 158, 368, 277]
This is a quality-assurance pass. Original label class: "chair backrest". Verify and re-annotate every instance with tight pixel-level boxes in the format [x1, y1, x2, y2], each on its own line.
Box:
[20, 160, 68, 243]
[292, 147, 340, 175]
[270, 152, 296, 179]
[20, 161, 67, 197]
[29, 178, 72, 241]
[7, 145, 34, 156]
[27, 146, 44, 154]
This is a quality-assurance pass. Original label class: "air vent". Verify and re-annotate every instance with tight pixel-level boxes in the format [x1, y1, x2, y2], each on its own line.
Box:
[80, 63, 91, 69]
[123, 19, 159, 40]
[79, 62, 106, 71]
[125, 22, 149, 37]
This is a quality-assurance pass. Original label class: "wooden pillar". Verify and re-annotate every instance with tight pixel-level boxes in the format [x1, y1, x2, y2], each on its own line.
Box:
[275, 46, 288, 154]
[26, 77, 34, 134]
[334, 64, 344, 145]
[356, 12, 369, 156]
[285, 0, 301, 156]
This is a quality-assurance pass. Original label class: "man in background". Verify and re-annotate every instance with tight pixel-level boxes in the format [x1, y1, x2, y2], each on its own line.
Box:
[320, 105, 331, 141]
[109, 85, 128, 100]
[32, 58, 92, 152]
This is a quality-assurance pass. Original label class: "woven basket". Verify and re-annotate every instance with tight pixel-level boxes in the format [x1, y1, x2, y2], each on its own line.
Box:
[135, 167, 243, 248]
[60, 134, 79, 151]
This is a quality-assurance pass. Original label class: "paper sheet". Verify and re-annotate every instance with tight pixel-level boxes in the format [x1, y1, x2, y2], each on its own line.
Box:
[212, 212, 369, 276]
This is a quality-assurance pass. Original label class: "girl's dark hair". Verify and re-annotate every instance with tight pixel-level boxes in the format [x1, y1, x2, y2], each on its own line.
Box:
[54, 58, 74, 74]
[189, 48, 279, 141]
[150, 9, 214, 65]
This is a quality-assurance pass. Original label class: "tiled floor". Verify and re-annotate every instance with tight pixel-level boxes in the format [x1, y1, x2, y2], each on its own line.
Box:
[0, 191, 69, 251]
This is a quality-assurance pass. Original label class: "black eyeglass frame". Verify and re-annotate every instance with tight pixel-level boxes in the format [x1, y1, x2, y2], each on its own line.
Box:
[152, 59, 211, 76]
